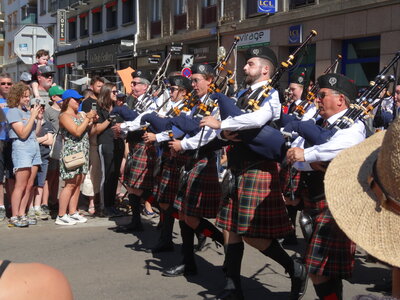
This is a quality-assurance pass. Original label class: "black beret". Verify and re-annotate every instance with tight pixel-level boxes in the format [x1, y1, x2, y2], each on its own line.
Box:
[245, 46, 278, 68]
[131, 70, 153, 82]
[290, 71, 307, 86]
[191, 63, 215, 76]
[168, 75, 192, 91]
[317, 73, 358, 102]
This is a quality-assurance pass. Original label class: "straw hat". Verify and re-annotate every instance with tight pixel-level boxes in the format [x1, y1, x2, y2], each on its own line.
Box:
[325, 117, 400, 268]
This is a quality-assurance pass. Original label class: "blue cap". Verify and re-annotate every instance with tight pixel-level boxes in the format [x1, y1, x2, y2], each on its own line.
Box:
[62, 89, 84, 101]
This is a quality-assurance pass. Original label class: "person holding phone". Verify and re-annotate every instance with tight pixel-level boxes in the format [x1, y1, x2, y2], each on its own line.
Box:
[6, 83, 43, 227]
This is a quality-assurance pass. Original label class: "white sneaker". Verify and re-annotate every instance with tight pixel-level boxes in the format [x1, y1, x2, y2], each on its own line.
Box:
[55, 214, 77, 226]
[69, 212, 88, 223]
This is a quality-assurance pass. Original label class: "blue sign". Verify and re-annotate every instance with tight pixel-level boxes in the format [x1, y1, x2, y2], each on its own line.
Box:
[289, 24, 303, 44]
[257, 0, 277, 14]
[182, 68, 192, 78]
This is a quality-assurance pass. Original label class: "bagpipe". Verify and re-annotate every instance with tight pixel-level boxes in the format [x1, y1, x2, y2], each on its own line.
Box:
[133, 44, 183, 113]
[283, 51, 400, 146]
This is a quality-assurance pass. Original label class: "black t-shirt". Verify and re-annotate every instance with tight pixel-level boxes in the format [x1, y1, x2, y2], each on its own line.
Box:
[37, 121, 54, 159]
[81, 97, 97, 113]
[97, 107, 115, 145]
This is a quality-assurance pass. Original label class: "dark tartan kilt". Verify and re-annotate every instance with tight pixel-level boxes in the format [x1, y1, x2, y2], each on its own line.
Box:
[304, 198, 356, 279]
[157, 151, 188, 205]
[216, 160, 293, 239]
[123, 141, 156, 191]
[173, 155, 222, 219]
[278, 164, 301, 196]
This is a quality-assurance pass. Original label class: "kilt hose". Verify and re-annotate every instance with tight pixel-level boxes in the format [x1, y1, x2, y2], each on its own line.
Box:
[304, 198, 356, 279]
[173, 154, 222, 219]
[216, 159, 293, 239]
[157, 150, 188, 205]
[123, 141, 156, 191]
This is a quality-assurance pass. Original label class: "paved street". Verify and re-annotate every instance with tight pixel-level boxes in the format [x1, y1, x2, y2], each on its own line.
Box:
[0, 215, 390, 300]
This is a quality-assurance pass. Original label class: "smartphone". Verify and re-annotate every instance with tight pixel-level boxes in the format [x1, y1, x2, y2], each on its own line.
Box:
[91, 102, 97, 111]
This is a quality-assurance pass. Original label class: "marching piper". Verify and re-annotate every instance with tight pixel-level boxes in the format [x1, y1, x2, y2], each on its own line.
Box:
[200, 46, 307, 300]
[286, 73, 366, 300]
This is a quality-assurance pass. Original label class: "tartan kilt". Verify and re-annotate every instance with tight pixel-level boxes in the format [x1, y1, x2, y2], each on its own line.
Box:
[216, 160, 293, 239]
[304, 198, 356, 279]
[123, 141, 156, 191]
[157, 151, 188, 205]
[173, 154, 222, 219]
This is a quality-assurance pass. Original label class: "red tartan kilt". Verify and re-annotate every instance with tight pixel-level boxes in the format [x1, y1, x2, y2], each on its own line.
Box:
[216, 160, 293, 239]
[174, 155, 222, 219]
[304, 198, 356, 278]
[123, 141, 156, 190]
[157, 152, 188, 205]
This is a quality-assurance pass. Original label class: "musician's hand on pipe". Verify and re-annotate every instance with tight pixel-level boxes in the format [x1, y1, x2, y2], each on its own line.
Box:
[169, 139, 182, 152]
[222, 130, 241, 142]
[199, 116, 221, 129]
[143, 132, 156, 144]
[286, 147, 305, 163]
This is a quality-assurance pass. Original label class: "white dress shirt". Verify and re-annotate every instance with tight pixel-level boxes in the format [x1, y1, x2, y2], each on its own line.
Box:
[220, 80, 281, 131]
[292, 109, 366, 171]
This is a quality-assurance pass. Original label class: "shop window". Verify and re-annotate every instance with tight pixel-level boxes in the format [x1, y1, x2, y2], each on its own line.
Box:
[289, 0, 315, 10]
[7, 41, 13, 58]
[92, 7, 102, 34]
[342, 37, 380, 88]
[106, 1, 117, 30]
[174, 0, 187, 32]
[68, 17, 77, 41]
[79, 12, 89, 37]
[201, 0, 217, 27]
[122, 0, 135, 24]
[246, 0, 262, 17]
[40, 0, 46, 15]
[151, 0, 161, 38]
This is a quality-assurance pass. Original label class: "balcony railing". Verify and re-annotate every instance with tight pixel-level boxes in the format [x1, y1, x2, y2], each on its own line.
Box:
[21, 13, 37, 24]
[151, 20, 161, 38]
[174, 13, 187, 32]
[202, 5, 217, 27]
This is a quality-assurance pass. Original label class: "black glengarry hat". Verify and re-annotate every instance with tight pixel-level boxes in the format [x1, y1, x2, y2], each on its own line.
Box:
[191, 63, 215, 76]
[169, 75, 192, 91]
[131, 70, 153, 82]
[317, 73, 358, 103]
[290, 70, 307, 86]
[246, 46, 278, 68]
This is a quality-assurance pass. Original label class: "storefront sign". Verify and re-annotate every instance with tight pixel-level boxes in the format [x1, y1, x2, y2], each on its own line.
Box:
[87, 44, 117, 68]
[289, 25, 303, 44]
[57, 9, 67, 45]
[257, 0, 277, 14]
[237, 29, 270, 49]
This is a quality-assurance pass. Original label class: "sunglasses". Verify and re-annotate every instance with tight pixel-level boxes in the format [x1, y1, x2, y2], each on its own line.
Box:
[317, 91, 339, 99]
[191, 78, 204, 84]
[112, 90, 119, 94]
[42, 74, 53, 78]
[131, 81, 144, 86]
[72, 98, 82, 103]
[0, 82, 12, 86]
[170, 87, 181, 93]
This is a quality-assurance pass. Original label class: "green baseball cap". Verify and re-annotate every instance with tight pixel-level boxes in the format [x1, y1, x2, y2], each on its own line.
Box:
[48, 85, 65, 97]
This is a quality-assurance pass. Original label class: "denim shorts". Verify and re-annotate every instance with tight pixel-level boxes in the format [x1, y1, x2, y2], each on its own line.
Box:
[35, 158, 49, 187]
[11, 138, 42, 172]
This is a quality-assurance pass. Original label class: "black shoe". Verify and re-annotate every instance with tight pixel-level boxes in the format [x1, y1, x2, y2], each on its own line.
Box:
[290, 260, 308, 300]
[282, 232, 298, 246]
[151, 241, 174, 253]
[161, 264, 197, 277]
[212, 289, 244, 300]
[195, 233, 207, 252]
[115, 222, 143, 233]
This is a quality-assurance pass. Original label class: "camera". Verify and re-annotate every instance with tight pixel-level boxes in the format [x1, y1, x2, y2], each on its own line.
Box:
[91, 102, 97, 111]
[30, 98, 47, 108]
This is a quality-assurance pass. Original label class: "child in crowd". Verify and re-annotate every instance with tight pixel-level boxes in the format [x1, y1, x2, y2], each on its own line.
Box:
[30, 49, 50, 99]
